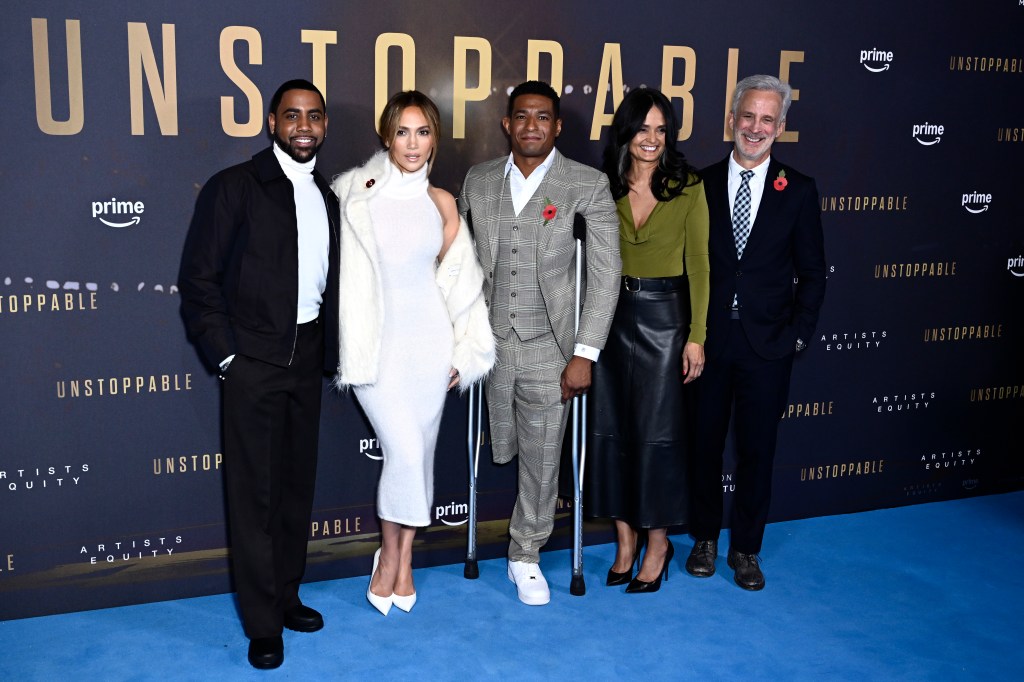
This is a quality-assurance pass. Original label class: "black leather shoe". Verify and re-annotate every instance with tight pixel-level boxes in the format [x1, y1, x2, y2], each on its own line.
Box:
[685, 540, 718, 578]
[727, 549, 765, 591]
[247, 636, 283, 669]
[625, 539, 674, 593]
[284, 604, 324, 633]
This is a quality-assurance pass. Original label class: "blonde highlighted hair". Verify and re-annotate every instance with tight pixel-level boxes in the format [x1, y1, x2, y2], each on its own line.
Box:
[378, 90, 442, 170]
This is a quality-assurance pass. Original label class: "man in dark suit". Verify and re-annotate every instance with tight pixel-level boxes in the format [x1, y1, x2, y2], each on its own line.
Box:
[686, 74, 826, 590]
[178, 79, 339, 668]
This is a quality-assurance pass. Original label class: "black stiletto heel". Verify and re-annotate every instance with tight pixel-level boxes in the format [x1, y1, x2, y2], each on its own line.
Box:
[625, 539, 674, 593]
[606, 534, 645, 586]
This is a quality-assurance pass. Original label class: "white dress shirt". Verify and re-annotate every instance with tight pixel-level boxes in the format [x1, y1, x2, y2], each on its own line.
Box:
[727, 153, 771, 228]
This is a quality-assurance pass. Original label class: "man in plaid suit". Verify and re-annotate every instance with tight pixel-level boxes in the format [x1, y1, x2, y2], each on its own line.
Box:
[458, 81, 621, 605]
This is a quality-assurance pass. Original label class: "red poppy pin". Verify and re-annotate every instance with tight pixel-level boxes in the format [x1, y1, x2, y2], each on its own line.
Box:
[542, 197, 557, 225]
[365, 178, 375, 188]
[773, 170, 788, 191]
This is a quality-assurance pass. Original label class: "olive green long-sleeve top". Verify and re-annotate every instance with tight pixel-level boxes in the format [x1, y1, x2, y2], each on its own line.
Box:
[616, 178, 710, 345]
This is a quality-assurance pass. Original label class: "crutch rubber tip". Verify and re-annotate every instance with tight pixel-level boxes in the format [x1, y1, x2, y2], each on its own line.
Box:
[570, 575, 586, 596]
[464, 560, 480, 579]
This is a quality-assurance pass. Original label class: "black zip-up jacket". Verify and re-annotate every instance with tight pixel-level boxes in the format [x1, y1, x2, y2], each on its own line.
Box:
[179, 147, 340, 372]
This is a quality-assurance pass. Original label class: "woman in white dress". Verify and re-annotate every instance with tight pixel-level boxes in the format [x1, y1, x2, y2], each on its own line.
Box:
[332, 91, 494, 615]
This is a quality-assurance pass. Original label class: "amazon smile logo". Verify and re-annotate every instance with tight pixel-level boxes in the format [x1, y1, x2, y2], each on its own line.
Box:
[434, 501, 468, 526]
[359, 437, 382, 461]
[1008, 255, 1024, 278]
[860, 47, 893, 73]
[92, 198, 144, 228]
[912, 122, 944, 145]
[962, 191, 992, 214]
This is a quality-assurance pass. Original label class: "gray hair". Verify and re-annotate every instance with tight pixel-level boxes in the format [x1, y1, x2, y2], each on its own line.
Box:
[730, 74, 793, 122]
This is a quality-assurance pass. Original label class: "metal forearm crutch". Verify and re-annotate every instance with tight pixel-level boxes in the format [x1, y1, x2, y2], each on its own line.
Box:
[464, 381, 484, 579]
[463, 208, 484, 580]
[570, 213, 587, 596]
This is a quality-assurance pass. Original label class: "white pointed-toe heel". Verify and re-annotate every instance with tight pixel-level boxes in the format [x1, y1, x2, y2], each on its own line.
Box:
[392, 591, 417, 613]
[366, 548, 393, 616]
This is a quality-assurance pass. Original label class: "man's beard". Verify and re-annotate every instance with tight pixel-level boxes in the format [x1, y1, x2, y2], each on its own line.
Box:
[273, 133, 322, 163]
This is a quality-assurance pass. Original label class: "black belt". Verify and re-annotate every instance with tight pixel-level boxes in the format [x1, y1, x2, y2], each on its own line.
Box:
[622, 275, 686, 293]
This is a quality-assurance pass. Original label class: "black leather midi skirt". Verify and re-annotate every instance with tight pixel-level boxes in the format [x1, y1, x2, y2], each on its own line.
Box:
[584, 275, 690, 528]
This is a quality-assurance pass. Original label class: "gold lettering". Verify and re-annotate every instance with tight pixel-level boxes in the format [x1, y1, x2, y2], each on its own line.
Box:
[311, 516, 362, 538]
[660, 46, 696, 141]
[723, 48, 739, 141]
[127, 22, 178, 135]
[32, 18, 84, 135]
[374, 33, 416, 135]
[526, 40, 564, 97]
[590, 43, 624, 140]
[777, 50, 803, 142]
[452, 36, 491, 139]
[219, 26, 263, 137]
[301, 29, 337, 101]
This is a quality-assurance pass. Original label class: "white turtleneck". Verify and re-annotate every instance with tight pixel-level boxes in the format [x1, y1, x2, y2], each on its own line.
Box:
[377, 156, 430, 200]
[273, 143, 330, 324]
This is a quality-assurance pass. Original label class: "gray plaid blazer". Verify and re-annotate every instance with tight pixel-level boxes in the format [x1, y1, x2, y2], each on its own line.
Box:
[458, 150, 621, 361]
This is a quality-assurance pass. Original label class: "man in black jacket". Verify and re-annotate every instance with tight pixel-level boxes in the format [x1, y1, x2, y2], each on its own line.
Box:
[178, 79, 339, 669]
[686, 75, 826, 591]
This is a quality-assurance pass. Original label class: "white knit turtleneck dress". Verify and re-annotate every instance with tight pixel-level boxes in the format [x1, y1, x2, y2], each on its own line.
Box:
[354, 161, 454, 527]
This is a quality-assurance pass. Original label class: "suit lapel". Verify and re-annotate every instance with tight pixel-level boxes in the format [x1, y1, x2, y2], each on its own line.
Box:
[534, 151, 572, 249]
[706, 157, 738, 262]
[479, 160, 507, 272]
[745, 158, 782, 256]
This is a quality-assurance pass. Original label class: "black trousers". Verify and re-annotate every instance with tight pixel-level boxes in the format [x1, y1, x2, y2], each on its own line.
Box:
[690, 319, 793, 554]
[222, 320, 323, 639]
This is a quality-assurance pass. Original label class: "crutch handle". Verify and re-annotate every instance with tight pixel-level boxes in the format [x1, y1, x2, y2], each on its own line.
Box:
[573, 213, 586, 242]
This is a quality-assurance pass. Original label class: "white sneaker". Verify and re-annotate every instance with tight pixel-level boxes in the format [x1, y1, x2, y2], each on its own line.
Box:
[507, 560, 550, 606]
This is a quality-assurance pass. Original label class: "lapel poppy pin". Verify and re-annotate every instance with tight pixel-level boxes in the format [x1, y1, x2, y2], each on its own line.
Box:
[542, 197, 557, 225]
[773, 170, 787, 191]
[365, 178, 375, 188]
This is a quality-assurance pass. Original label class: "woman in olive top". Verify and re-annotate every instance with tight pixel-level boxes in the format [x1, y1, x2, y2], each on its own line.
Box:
[585, 87, 710, 593]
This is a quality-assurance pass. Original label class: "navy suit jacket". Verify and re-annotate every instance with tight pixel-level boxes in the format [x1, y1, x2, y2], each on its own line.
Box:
[701, 155, 826, 361]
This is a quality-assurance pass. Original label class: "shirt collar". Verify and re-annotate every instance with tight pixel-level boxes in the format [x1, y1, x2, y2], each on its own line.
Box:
[504, 147, 558, 178]
[728, 153, 771, 182]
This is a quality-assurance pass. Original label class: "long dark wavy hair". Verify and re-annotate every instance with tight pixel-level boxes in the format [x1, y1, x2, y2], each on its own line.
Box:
[602, 87, 698, 201]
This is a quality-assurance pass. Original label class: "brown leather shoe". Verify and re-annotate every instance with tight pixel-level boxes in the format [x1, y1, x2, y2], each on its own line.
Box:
[685, 540, 718, 578]
[727, 549, 765, 591]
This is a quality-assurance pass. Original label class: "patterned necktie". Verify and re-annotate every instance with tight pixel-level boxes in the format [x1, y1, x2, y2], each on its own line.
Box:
[732, 169, 754, 259]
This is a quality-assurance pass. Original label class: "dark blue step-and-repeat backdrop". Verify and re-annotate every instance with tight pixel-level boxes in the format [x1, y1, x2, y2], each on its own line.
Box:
[2, 1, 1022, 620]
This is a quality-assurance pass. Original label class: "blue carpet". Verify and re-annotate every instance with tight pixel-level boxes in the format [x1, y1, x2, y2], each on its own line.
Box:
[3, 492, 1022, 680]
